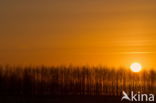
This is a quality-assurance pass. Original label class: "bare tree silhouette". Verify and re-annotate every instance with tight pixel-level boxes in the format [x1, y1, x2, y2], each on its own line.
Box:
[0, 65, 155, 96]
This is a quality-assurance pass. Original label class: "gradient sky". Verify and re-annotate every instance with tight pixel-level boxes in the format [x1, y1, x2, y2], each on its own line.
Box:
[0, 0, 156, 68]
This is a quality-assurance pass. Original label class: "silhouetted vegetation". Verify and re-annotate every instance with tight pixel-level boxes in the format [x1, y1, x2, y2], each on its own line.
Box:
[0, 65, 155, 96]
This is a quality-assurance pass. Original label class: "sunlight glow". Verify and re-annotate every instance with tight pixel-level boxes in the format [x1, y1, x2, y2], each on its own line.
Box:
[130, 63, 142, 72]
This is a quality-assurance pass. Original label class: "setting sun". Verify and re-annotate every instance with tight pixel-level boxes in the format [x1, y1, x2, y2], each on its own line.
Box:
[130, 63, 142, 72]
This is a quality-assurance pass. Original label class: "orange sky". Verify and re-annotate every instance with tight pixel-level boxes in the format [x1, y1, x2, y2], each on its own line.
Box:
[0, 0, 156, 68]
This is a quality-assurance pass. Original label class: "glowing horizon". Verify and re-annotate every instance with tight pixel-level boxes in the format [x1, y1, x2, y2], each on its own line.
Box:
[0, 0, 156, 68]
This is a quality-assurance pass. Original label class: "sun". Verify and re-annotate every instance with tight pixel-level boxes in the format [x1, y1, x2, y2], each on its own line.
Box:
[130, 62, 142, 72]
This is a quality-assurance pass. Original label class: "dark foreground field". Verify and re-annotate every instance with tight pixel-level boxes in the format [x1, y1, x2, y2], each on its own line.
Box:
[0, 66, 156, 103]
[0, 95, 125, 103]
